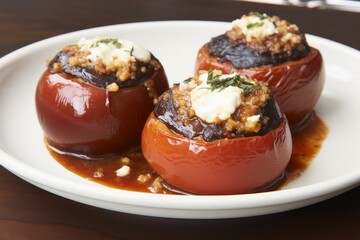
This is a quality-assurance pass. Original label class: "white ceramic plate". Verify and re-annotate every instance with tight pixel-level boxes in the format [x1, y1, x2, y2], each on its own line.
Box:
[0, 21, 359, 219]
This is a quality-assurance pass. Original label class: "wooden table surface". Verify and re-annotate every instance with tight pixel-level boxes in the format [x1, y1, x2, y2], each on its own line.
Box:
[0, 0, 359, 239]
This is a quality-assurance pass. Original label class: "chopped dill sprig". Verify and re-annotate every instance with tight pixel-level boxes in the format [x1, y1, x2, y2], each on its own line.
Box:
[206, 69, 258, 93]
[91, 38, 122, 48]
[246, 12, 272, 29]
[183, 77, 193, 83]
[247, 21, 265, 29]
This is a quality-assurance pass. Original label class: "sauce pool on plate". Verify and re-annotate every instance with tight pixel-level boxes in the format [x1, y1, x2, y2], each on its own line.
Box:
[48, 111, 328, 195]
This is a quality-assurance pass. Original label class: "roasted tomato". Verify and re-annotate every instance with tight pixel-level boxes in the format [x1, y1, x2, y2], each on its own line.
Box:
[142, 113, 292, 195]
[195, 12, 325, 127]
[142, 70, 292, 195]
[36, 37, 169, 158]
[196, 47, 325, 126]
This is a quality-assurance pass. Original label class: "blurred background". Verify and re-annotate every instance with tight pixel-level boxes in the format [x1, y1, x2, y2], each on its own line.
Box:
[243, 0, 360, 12]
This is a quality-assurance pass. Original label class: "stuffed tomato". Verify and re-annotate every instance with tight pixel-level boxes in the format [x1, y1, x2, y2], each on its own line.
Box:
[195, 12, 325, 127]
[142, 70, 292, 195]
[36, 37, 169, 158]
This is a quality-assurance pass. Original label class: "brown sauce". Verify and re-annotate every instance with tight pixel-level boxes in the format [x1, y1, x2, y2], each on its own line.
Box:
[284, 112, 329, 182]
[48, 111, 328, 195]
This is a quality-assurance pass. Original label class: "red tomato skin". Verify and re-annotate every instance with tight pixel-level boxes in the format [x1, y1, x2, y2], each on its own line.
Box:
[36, 68, 168, 158]
[195, 47, 325, 127]
[142, 113, 292, 195]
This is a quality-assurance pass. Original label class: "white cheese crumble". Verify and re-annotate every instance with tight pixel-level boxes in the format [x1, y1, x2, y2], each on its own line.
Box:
[246, 114, 260, 128]
[78, 37, 151, 66]
[190, 73, 243, 124]
[247, 114, 260, 123]
[232, 14, 278, 41]
[115, 165, 130, 177]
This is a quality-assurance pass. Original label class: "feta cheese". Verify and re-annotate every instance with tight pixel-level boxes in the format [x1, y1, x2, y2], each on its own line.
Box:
[115, 165, 130, 177]
[247, 114, 260, 123]
[246, 114, 260, 128]
[232, 14, 278, 41]
[190, 72, 243, 124]
[78, 37, 151, 66]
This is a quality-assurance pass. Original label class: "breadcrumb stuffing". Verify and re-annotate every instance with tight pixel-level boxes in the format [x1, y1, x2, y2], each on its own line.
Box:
[148, 177, 164, 193]
[137, 173, 152, 184]
[170, 70, 270, 135]
[227, 12, 305, 54]
[106, 82, 119, 92]
[48, 37, 158, 85]
[93, 168, 104, 178]
[120, 157, 131, 165]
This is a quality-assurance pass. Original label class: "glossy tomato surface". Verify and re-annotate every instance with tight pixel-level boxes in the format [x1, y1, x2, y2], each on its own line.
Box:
[142, 113, 292, 195]
[195, 47, 325, 127]
[36, 68, 168, 158]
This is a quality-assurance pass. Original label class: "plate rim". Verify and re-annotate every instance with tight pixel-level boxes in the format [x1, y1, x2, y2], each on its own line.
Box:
[0, 20, 359, 217]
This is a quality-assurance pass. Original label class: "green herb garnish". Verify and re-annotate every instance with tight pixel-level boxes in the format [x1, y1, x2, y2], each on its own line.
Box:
[124, 46, 135, 56]
[129, 46, 134, 56]
[183, 77, 193, 83]
[206, 69, 258, 93]
[246, 12, 271, 29]
[247, 21, 265, 29]
[91, 38, 122, 48]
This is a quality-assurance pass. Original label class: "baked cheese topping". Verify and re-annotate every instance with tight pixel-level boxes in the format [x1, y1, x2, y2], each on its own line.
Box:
[49, 37, 155, 83]
[78, 37, 151, 66]
[227, 12, 304, 53]
[232, 14, 278, 42]
[155, 70, 276, 141]
[175, 70, 267, 131]
[190, 73, 243, 124]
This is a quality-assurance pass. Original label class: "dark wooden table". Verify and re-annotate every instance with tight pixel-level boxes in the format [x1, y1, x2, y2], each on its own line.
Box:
[1, 0, 359, 239]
